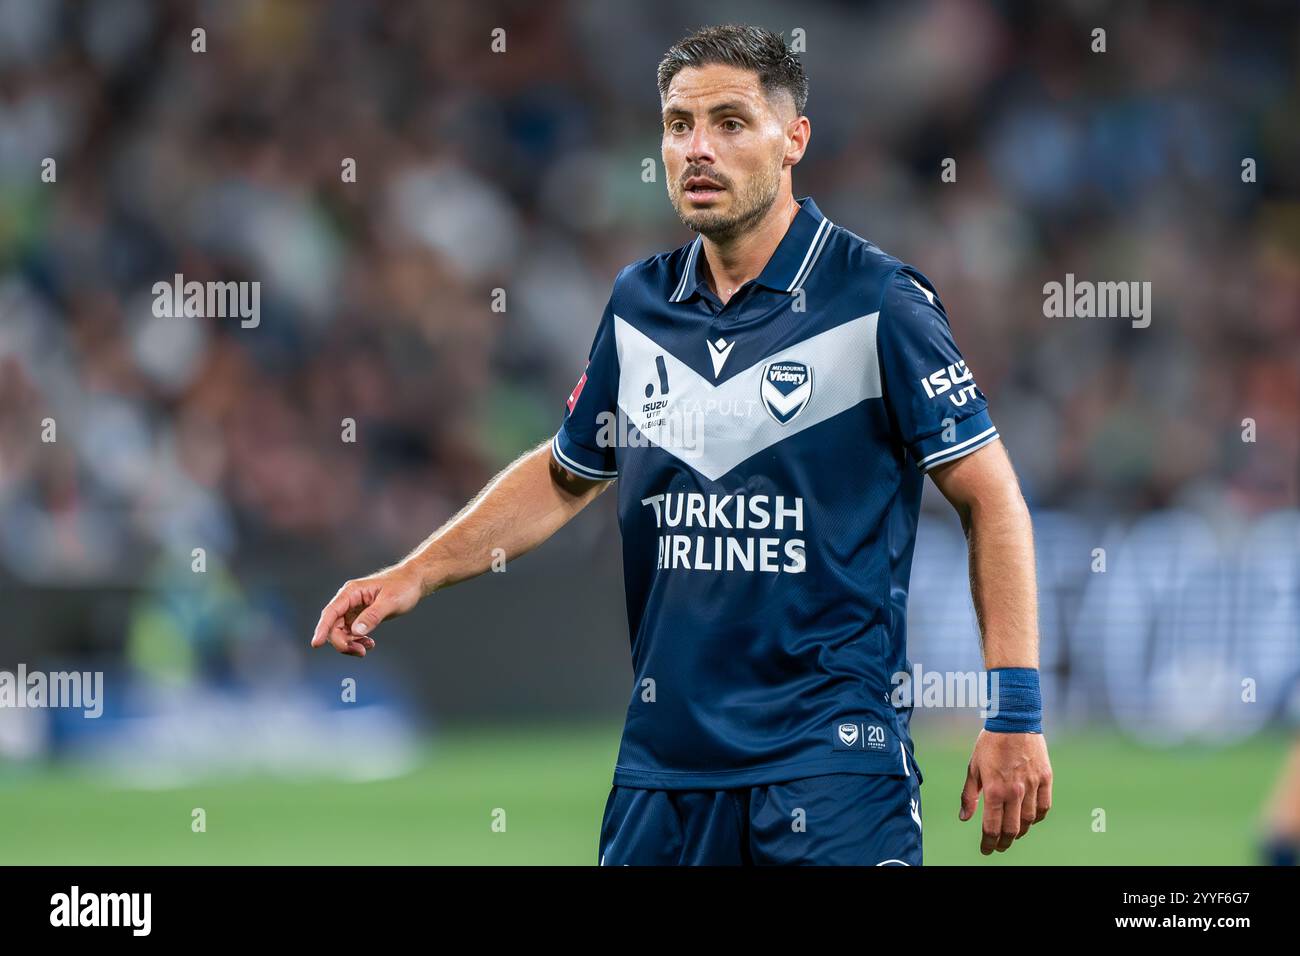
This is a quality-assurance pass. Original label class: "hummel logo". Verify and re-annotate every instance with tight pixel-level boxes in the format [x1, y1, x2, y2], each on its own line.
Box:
[707, 336, 735, 378]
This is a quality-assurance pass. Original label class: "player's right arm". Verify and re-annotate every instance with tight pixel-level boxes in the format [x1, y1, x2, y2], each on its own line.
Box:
[310, 443, 612, 656]
[311, 294, 622, 657]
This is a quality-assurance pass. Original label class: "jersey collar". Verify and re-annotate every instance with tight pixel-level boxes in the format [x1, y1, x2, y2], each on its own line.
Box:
[669, 195, 832, 303]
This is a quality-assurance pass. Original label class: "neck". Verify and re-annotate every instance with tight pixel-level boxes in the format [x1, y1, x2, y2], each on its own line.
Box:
[701, 195, 800, 301]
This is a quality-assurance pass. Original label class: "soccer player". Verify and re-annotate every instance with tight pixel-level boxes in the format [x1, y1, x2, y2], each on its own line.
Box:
[311, 23, 1052, 865]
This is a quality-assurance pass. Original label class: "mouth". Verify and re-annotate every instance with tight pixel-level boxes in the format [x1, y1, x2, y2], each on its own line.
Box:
[684, 178, 725, 202]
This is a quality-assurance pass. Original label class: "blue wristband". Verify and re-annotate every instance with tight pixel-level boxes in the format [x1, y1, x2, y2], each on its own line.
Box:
[983, 668, 1043, 733]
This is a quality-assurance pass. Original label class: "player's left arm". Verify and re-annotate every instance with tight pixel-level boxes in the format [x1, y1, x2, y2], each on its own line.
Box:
[876, 265, 1052, 856]
[928, 441, 1053, 855]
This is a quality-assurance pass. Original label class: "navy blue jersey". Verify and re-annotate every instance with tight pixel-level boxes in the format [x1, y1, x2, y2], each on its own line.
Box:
[551, 197, 999, 789]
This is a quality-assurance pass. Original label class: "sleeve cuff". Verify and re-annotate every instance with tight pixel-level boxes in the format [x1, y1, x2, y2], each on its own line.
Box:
[910, 407, 999, 472]
[551, 427, 618, 480]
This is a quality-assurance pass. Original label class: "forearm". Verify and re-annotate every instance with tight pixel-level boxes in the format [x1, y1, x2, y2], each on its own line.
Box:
[961, 487, 1039, 669]
[1265, 740, 1300, 835]
[394, 441, 609, 596]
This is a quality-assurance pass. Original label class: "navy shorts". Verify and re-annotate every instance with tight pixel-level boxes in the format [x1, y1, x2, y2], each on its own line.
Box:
[598, 771, 923, 866]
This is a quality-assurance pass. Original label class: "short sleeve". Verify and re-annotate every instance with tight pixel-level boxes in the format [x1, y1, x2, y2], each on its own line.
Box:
[877, 267, 999, 472]
[550, 296, 620, 480]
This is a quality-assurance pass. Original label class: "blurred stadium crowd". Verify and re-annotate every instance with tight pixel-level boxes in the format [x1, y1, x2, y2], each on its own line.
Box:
[0, 2, 1296, 724]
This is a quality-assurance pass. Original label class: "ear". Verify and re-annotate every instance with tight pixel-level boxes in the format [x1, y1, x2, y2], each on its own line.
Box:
[785, 114, 811, 165]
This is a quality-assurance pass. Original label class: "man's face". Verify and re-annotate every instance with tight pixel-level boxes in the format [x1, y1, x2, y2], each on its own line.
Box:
[661, 64, 798, 240]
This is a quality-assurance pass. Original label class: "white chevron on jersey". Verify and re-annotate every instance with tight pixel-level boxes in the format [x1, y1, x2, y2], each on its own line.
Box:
[908, 276, 935, 305]
[614, 312, 883, 481]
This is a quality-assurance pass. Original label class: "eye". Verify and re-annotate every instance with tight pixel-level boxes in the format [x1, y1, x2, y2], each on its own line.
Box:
[668, 120, 687, 134]
[721, 118, 742, 131]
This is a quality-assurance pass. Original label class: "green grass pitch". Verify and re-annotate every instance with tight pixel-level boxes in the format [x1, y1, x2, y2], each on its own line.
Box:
[0, 724, 1288, 865]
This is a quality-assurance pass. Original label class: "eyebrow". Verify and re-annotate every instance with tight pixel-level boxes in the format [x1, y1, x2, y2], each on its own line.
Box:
[662, 101, 751, 121]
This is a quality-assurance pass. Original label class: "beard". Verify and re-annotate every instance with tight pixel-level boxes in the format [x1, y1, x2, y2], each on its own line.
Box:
[671, 162, 782, 242]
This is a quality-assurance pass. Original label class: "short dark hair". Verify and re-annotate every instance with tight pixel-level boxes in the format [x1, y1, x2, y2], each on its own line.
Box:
[657, 24, 808, 118]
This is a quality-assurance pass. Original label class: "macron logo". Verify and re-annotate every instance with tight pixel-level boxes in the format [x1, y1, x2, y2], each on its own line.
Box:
[50, 886, 151, 936]
[707, 337, 735, 378]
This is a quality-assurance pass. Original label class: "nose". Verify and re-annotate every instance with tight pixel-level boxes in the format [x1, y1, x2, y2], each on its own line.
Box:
[684, 125, 717, 166]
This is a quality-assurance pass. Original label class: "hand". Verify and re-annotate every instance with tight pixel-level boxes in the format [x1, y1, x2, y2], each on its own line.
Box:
[310, 565, 424, 657]
[959, 729, 1053, 855]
